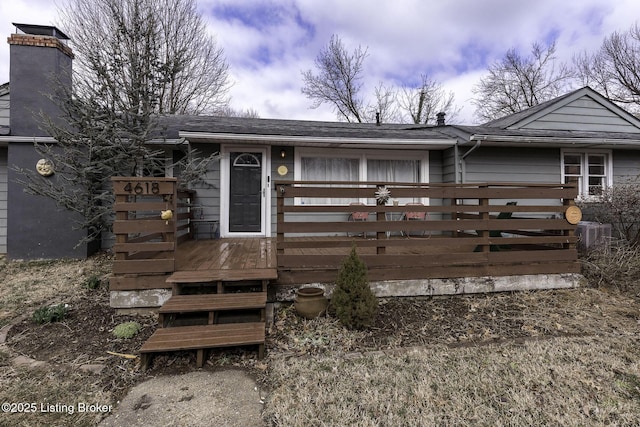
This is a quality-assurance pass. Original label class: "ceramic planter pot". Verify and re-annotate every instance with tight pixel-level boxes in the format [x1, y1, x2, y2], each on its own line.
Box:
[294, 287, 328, 319]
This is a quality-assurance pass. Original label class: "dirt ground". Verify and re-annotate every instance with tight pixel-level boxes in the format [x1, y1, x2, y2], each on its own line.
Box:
[11, 280, 640, 385]
[8, 278, 640, 386]
[2, 253, 640, 425]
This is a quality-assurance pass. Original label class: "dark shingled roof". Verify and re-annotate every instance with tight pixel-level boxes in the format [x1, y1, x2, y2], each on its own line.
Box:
[448, 124, 640, 143]
[157, 115, 452, 141]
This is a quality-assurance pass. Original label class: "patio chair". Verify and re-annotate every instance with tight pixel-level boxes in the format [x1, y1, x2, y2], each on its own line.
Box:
[401, 203, 429, 237]
[347, 202, 369, 237]
[474, 201, 517, 252]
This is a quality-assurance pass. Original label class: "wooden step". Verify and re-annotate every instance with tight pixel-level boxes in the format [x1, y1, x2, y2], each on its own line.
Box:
[139, 322, 265, 370]
[167, 268, 277, 294]
[158, 292, 267, 326]
[166, 268, 278, 284]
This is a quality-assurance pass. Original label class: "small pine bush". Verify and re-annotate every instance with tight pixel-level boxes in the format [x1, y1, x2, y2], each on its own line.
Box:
[32, 303, 68, 324]
[331, 245, 378, 330]
[83, 274, 102, 290]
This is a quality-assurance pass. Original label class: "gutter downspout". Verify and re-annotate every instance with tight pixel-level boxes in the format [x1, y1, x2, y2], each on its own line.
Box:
[459, 136, 484, 183]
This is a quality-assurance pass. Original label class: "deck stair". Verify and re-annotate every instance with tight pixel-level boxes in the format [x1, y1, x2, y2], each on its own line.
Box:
[139, 268, 277, 370]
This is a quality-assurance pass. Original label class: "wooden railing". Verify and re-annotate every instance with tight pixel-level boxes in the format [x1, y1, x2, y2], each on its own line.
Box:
[276, 181, 580, 283]
[110, 177, 194, 289]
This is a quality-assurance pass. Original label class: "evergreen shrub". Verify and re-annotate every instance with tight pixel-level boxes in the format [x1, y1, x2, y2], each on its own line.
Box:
[331, 245, 378, 330]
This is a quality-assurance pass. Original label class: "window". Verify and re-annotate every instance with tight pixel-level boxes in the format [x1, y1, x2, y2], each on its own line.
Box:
[300, 156, 360, 205]
[562, 150, 611, 199]
[295, 149, 428, 204]
[366, 159, 421, 205]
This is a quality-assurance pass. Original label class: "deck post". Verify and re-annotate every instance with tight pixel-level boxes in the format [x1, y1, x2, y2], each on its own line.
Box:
[452, 197, 459, 237]
[110, 177, 180, 290]
[479, 184, 490, 253]
[563, 190, 578, 250]
[376, 210, 386, 254]
[235, 180, 580, 284]
[276, 185, 285, 256]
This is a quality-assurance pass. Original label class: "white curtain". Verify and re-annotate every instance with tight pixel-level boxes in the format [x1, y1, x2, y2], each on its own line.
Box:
[367, 159, 420, 204]
[301, 157, 359, 204]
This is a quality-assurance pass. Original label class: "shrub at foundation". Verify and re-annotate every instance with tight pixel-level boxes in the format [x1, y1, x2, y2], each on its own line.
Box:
[331, 246, 378, 330]
[581, 242, 640, 291]
[112, 321, 142, 339]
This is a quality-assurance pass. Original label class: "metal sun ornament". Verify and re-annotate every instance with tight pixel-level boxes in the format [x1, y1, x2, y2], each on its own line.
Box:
[375, 186, 391, 205]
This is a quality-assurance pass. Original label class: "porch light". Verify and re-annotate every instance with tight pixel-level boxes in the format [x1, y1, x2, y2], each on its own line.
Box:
[280, 149, 286, 158]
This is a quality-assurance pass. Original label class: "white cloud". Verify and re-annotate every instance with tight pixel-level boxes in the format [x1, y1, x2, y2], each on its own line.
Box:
[0, 0, 59, 85]
[2, 0, 640, 122]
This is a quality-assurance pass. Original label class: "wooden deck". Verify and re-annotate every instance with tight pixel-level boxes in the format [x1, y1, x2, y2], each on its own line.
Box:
[110, 179, 580, 293]
[275, 181, 580, 284]
[109, 178, 582, 364]
[168, 238, 277, 291]
[174, 238, 276, 271]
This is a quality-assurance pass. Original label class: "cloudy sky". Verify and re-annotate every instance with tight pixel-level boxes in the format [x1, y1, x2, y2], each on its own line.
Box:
[1, 0, 639, 124]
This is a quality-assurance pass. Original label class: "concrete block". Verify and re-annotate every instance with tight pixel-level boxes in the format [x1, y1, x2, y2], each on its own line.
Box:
[271, 273, 584, 302]
[109, 289, 172, 309]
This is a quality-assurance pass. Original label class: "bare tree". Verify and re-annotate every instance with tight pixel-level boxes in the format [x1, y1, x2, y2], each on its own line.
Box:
[216, 106, 261, 118]
[575, 23, 640, 115]
[301, 35, 368, 122]
[397, 74, 459, 124]
[59, 0, 231, 115]
[472, 41, 575, 122]
[14, 0, 226, 244]
[364, 82, 400, 124]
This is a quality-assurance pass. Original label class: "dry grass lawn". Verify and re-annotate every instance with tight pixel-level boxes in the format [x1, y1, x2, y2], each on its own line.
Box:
[0, 255, 121, 427]
[264, 336, 640, 426]
[0, 256, 111, 328]
[1, 252, 640, 426]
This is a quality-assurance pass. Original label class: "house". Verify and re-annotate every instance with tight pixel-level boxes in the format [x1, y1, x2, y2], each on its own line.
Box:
[443, 86, 640, 197]
[5, 22, 640, 311]
[163, 85, 640, 247]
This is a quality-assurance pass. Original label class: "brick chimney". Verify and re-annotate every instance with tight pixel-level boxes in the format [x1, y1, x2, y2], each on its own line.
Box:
[8, 23, 73, 137]
[436, 112, 446, 126]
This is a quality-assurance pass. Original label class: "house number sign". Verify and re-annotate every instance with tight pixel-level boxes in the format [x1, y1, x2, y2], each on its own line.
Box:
[122, 181, 161, 195]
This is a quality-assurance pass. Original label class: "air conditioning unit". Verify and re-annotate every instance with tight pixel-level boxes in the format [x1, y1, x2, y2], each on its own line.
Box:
[576, 221, 612, 251]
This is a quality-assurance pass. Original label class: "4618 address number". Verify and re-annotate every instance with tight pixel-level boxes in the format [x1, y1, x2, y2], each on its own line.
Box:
[122, 181, 161, 195]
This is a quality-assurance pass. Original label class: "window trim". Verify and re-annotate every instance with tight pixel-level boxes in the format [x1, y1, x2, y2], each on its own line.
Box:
[561, 149, 613, 200]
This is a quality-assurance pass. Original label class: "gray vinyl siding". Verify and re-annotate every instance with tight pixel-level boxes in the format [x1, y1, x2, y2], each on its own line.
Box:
[462, 146, 564, 212]
[0, 91, 9, 129]
[463, 147, 561, 184]
[190, 144, 221, 239]
[612, 150, 640, 182]
[0, 148, 6, 253]
[271, 146, 294, 236]
[429, 150, 443, 184]
[521, 96, 640, 133]
[442, 147, 457, 183]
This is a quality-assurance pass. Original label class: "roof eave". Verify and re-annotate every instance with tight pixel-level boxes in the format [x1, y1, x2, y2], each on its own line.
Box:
[179, 131, 456, 150]
[468, 133, 640, 149]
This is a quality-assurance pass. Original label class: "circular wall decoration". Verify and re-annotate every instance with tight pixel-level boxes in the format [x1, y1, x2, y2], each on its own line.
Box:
[277, 165, 288, 176]
[36, 159, 55, 176]
[565, 205, 582, 225]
